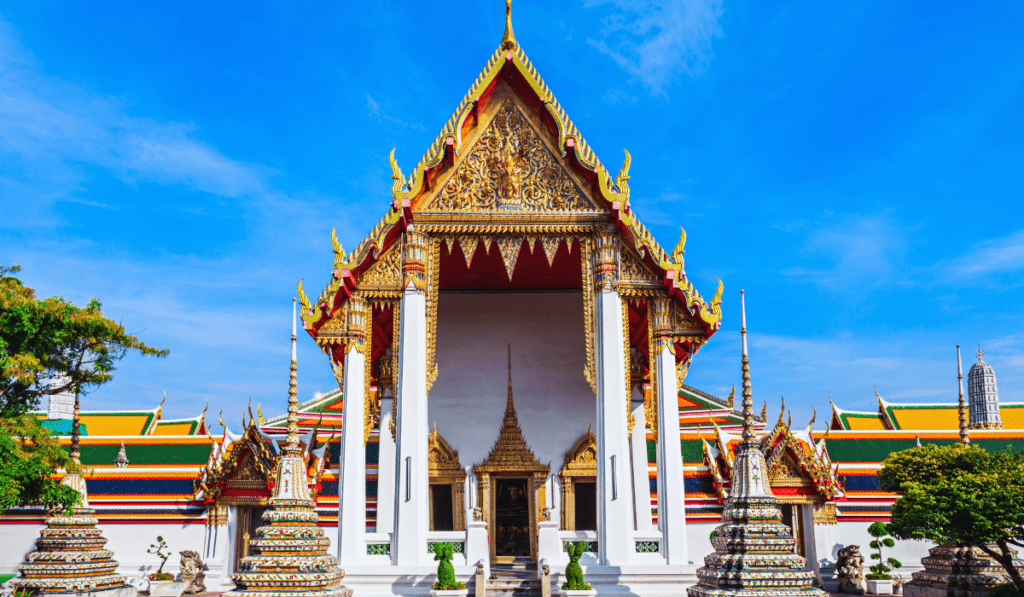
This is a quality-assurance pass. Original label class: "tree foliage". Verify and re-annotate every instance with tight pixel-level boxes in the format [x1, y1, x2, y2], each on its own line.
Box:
[0, 414, 79, 513]
[1, 264, 168, 417]
[878, 444, 1024, 593]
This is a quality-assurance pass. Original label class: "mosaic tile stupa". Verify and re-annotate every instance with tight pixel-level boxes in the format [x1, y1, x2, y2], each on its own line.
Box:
[224, 301, 350, 597]
[688, 291, 825, 597]
[11, 396, 135, 597]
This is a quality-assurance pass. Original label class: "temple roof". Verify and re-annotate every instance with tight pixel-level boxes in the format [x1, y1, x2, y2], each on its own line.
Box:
[829, 390, 1024, 431]
[297, 6, 722, 340]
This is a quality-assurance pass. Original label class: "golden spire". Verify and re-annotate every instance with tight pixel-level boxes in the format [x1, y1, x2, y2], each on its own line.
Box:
[505, 343, 514, 418]
[740, 290, 754, 441]
[501, 0, 517, 50]
[285, 298, 300, 455]
[70, 389, 81, 468]
[977, 344, 984, 361]
[957, 344, 970, 446]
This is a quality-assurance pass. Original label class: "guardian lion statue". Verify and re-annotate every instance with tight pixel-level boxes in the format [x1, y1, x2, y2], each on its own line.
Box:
[179, 550, 206, 594]
[836, 545, 866, 595]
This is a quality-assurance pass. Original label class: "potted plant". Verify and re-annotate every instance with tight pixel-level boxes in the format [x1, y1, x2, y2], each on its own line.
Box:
[429, 543, 467, 597]
[866, 522, 902, 595]
[560, 541, 596, 597]
[145, 536, 187, 597]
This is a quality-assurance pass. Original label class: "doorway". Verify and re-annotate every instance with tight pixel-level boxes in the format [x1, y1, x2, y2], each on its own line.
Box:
[234, 506, 267, 571]
[780, 504, 806, 557]
[493, 478, 531, 560]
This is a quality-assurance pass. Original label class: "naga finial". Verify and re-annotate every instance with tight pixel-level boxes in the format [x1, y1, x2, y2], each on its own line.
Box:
[297, 279, 312, 318]
[501, 0, 517, 50]
[672, 227, 687, 267]
[615, 149, 631, 198]
[388, 148, 406, 198]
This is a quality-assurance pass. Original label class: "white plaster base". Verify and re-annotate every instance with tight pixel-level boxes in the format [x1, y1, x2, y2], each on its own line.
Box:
[336, 565, 698, 597]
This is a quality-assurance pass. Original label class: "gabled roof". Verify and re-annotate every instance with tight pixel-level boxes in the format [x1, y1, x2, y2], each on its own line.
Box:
[298, 7, 722, 340]
[829, 390, 1024, 431]
[262, 388, 344, 431]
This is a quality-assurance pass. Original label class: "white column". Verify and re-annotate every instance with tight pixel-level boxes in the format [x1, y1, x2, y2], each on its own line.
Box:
[630, 392, 653, 532]
[204, 513, 233, 588]
[812, 513, 840, 588]
[655, 339, 688, 565]
[376, 396, 396, 537]
[394, 283, 430, 566]
[594, 286, 634, 566]
[338, 343, 367, 564]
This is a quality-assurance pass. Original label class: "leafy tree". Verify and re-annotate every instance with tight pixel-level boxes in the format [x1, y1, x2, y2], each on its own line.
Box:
[1, 264, 167, 513]
[878, 444, 1024, 594]
[866, 521, 902, 580]
[0, 414, 79, 513]
[1, 264, 168, 417]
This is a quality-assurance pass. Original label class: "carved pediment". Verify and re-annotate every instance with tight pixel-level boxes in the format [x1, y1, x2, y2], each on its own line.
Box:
[560, 426, 597, 477]
[358, 241, 403, 290]
[428, 424, 464, 477]
[620, 248, 659, 284]
[427, 100, 599, 214]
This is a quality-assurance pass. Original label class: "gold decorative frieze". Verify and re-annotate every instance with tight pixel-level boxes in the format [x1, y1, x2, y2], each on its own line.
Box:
[813, 501, 838, 525]
[346, 296, 370, 353]
[645, 303, 659, 443]
[622, 299, 636, 436]
[429, 102, 597, 213]
[581, 236, 597, 394]
[426, 237, 441, 392]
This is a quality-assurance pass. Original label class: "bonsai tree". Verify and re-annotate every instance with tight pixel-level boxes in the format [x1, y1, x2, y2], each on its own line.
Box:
[432, 542, 464, 591]
[877, 444, 1024, 595]
[562, 541, 592, 591]
[866, 521, 902, 580]
[147, 536, 173, 581]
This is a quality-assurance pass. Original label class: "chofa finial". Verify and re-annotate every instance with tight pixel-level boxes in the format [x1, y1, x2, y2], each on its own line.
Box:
[501, 0, 517, 50]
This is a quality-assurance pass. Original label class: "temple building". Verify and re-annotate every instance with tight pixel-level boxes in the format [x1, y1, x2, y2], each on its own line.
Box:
[1, 4, 1023, 596]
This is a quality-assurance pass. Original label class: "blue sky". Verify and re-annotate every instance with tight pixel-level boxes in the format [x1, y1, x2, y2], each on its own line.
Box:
[2, 1, 1022, 425]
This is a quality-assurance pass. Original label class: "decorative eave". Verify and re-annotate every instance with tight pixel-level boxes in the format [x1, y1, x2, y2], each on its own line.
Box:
[701, 403, 842, 503]
[298, 21, 723, 341]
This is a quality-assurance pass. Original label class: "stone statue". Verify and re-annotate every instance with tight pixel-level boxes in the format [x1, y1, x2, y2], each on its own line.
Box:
[179, 550, 205, 594]
[472, 506, 483, 521]
[836, 545, 865, 595]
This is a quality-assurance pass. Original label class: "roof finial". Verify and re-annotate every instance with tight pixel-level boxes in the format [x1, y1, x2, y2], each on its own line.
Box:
[286, 298, 300, 454]
[977, 344, 984, 361]
[740, 290, 755, 441]
[957, 344, 970, 446]
[501, 0, 517, 50]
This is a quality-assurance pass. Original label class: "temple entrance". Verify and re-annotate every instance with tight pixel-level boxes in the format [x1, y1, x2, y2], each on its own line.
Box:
[494, 478, 531, 559]
[234, 506, 267, 571]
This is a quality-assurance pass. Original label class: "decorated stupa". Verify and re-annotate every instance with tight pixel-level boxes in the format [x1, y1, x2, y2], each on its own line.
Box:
[12, 393, 135, 597]
[903, 345, 1024, 597]
[687, 290, 825, 597]
[224, 299, 349, 597]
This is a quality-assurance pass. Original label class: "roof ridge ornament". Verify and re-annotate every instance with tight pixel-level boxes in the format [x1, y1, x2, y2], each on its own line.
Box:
[501, 0, 517, 50]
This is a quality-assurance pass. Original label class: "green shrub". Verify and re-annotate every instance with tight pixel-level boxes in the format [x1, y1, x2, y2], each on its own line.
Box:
[866, 522, 902, 580]
[431, 542, 464, 591]
[562, 541, 592, 591]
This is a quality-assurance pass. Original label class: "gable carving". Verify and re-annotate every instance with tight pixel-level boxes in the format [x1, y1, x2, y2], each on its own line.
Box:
[620, 248, 658, 283]
[429, 102, 598, 213]
[359, 241, 403, 289]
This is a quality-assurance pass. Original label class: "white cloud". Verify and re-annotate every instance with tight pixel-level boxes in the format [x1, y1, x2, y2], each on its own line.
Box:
[780, 214, 908, 289]
[0, 17, 270, 224]
[367, 93, 425, 132]
[585, 0, 723, 94]
[947, 228, 1024, 278]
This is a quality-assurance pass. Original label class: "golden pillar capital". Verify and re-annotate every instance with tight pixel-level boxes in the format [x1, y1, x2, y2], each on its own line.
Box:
[594, 230, 618, 290]
[403, 231, 429, 291]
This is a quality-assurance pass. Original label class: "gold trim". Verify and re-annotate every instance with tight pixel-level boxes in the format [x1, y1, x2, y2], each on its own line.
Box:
[389, 301, 400, 441]
[622, 298, 636, 437]
[363, 309, 374, 445]
[426, 236, 441, 392]
[581, 236, 597, 394]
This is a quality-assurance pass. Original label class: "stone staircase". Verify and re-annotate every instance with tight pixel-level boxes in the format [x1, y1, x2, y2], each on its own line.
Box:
[486, 564, 542, 597]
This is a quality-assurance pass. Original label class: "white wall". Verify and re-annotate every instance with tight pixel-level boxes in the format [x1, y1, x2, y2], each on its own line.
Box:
[430, 292, 595, 478]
